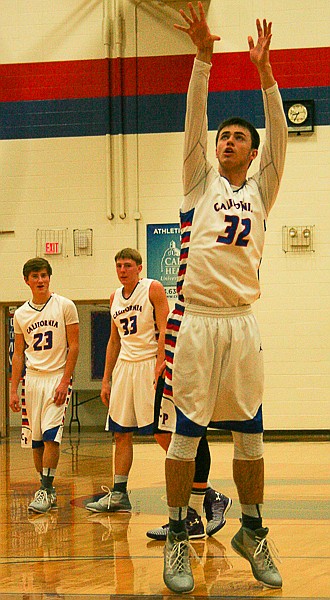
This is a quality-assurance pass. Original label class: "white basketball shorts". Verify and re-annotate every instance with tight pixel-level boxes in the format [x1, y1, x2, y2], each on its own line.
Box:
[106, 356, 156, 433]
[22, 370, 72, 448]
[160, 302, 264, 436]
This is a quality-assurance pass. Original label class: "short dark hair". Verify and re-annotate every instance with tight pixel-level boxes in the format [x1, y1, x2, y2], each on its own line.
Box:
[216, 117, 260, 150]
[23, 257, 52, 279]
[114, 248, 142, 266]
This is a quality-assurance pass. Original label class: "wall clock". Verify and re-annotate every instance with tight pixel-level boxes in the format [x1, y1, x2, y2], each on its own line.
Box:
[283, 100, 315, 134]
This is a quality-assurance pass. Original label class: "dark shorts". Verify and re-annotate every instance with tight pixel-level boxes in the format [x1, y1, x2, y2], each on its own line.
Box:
[153, 376, 165, 434]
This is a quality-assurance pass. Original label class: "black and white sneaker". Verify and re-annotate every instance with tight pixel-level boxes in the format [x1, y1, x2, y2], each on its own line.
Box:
[203, 488, 232, 536]
[146, 507, 205, 541]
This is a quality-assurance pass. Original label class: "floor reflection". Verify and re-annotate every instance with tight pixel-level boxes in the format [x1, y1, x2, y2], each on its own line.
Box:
[0, 433, 328, 598]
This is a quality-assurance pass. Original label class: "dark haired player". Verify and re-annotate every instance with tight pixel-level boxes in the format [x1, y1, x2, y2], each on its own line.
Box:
[160, 2, 287, 593]
[10, 257, 79, 513]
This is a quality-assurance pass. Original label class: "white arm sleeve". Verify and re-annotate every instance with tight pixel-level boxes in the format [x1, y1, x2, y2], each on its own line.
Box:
[182, 59, 217, 212]
[254, 83, 288, 214]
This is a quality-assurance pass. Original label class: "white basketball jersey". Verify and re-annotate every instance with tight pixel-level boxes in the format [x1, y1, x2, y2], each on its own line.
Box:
[179, 178, 268, 308]
[178, 59, 287, 309]
[14, 293, 79, 372]
[111, 278, 158, 361]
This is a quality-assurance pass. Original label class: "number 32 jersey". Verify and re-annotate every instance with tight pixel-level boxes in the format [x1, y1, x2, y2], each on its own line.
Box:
[14, 293, 79, 373]
[178, 59, 287, 308]
[111, 278, 158, 362]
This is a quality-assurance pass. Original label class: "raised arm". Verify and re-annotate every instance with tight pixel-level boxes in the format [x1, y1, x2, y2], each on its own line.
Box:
[249, 19, 287, 212]
[174, 2, 220, 208]
[248, 18, 276, 90]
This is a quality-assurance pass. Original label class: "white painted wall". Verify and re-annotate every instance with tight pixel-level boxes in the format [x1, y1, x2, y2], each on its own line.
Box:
[1, 0, 329, 431]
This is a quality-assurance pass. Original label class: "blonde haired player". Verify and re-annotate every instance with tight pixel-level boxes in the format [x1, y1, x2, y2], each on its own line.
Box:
[85, 248, 169, 513]
[10, 257, 79, 513]
[85, 248, 231, 531]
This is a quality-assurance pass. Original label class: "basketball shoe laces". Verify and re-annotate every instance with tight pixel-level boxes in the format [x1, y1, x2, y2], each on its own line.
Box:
[35, 489, 49, 504]
[99, 485, 114, 509]
[254, 535, 281, 568]
[166, 537, 200, 572]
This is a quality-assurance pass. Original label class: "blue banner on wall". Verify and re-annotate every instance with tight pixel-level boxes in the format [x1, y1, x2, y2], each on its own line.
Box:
[91, 311, 111, 380]
[147, 224, 180, 300]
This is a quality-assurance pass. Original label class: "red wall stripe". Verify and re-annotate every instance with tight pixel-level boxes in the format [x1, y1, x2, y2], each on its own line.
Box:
[0, 59, 110, 102]
[0, 47, 328, 102]
[134, 48, 330, 94]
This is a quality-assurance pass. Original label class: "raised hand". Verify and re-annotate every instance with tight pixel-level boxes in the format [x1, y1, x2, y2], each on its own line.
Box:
[174, 2, 220, 51]
[248, 19, 272, 69]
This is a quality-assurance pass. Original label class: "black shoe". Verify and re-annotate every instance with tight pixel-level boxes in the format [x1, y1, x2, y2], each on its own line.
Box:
[146, 507, 205, 541]
[203, 488, 232, 536]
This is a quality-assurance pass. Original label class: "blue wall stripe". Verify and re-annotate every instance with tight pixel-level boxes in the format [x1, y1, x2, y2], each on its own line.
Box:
[0, 87, 328, 140]
[0, 98, 110, 139]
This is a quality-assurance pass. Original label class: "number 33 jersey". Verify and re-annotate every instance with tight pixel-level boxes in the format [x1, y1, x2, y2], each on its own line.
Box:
[14, 293, 79, 373]
[111, 278, 158, 362]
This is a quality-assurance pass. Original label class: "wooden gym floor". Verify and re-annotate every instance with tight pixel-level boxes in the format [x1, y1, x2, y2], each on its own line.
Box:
[0, 430, 329, 599]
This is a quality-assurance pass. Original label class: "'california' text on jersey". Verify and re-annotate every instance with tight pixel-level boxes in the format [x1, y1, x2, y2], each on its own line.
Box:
[111, 278, 158, 361]
[13, 293, 79, 373]
[177, 59, 287, 308]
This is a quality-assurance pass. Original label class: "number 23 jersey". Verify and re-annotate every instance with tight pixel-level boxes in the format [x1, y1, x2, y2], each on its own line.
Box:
[14, 293, 79, 373]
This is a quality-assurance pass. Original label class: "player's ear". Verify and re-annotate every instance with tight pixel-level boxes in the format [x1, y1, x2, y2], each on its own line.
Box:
[250, 148, 258, 162]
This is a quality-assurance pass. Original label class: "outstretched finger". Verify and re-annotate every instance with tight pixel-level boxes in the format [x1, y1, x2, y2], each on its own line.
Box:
[197, 1, 206, 21]
[267, 21, 272, 37]
[177, 7, 193, 25]
[174, 23, 190, 32]
[256, 18, 263, 37]
[263, 19, 272, 37]
[247, 35, 255, 51]
[262, 18, 267, 36]
[188, 2, 200, 22]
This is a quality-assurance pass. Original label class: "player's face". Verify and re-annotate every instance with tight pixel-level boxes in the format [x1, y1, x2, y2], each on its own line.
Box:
[216, 125, 258, 173]
[116, 259, 142, 288]
[24, 269, 51, 299]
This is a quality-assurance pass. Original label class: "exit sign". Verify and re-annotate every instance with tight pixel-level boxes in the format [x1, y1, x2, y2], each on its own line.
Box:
[45, 242, 61, 254]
